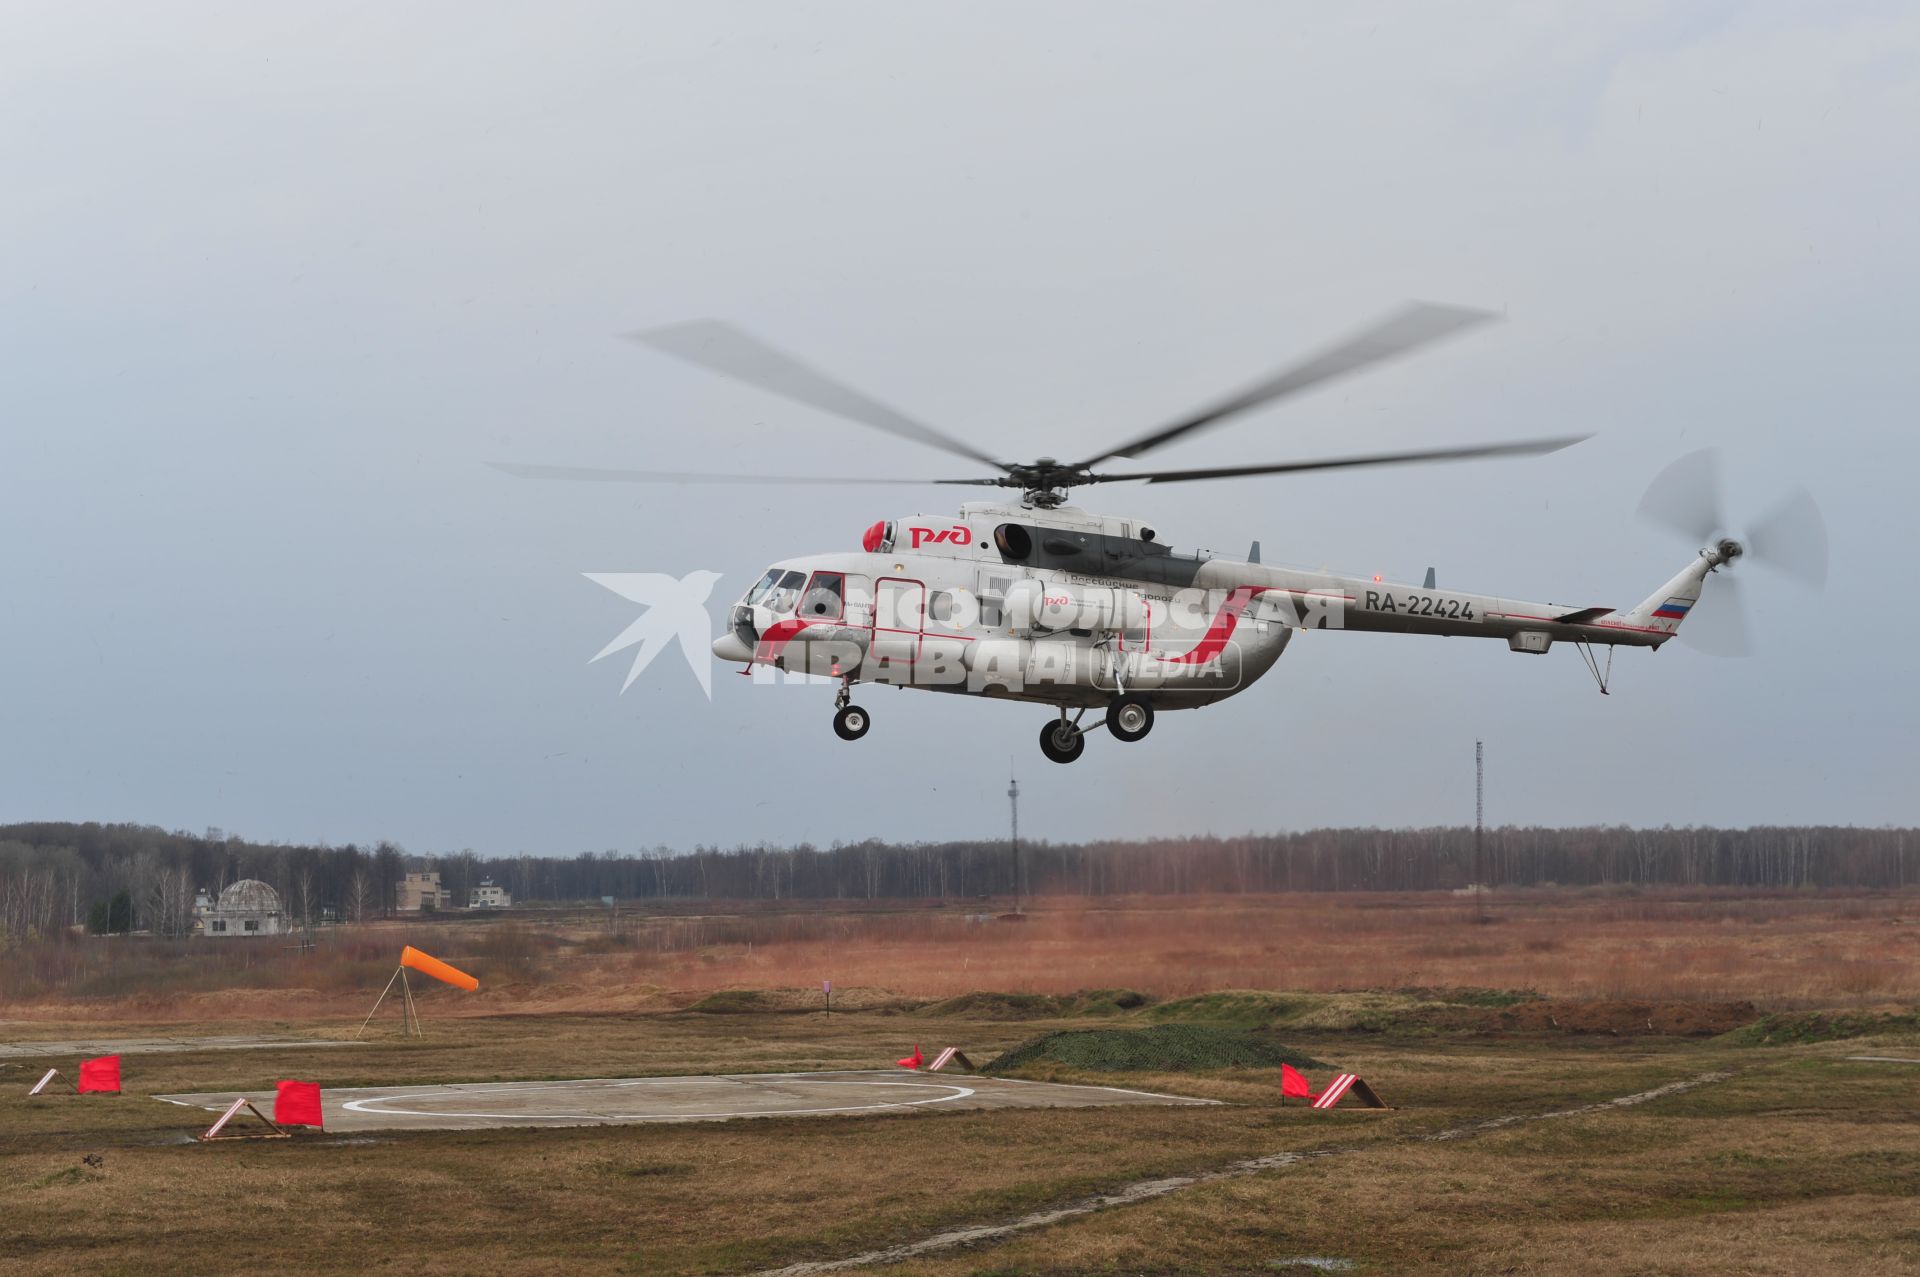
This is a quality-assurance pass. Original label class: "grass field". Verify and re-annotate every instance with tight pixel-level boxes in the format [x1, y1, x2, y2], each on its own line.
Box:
[8, 887, 1918, 1019]
[4, 892, 1918, 1275]
[4, 1003, 1918, 1274]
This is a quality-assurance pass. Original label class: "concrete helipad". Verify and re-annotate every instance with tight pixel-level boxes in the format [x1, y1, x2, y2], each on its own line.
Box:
[156, 1070, 1214, 1132]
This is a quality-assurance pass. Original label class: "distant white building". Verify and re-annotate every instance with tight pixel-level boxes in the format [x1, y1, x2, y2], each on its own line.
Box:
[469, 877, 512, 910]
[195, 879, 284, 938]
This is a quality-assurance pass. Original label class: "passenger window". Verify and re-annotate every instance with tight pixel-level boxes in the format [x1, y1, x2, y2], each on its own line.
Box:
[800, 571, 844, 620]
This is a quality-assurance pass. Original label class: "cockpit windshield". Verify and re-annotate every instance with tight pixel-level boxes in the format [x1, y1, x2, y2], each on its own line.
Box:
[744, 568, 784, 606]
[759, 570, 807, 614]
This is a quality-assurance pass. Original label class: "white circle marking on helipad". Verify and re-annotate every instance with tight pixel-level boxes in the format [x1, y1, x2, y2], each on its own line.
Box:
[340, 1077, 976, 1121]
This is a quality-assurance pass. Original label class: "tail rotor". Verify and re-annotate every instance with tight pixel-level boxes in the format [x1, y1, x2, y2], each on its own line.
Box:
[1636, 449, 1827, 657]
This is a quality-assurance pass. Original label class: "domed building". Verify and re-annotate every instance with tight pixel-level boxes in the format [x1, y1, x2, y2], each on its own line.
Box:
[193, 878, 284, 938]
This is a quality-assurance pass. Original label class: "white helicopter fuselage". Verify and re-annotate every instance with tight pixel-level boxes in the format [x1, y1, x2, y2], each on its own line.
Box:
[713, 500, 1727, 720]
[501, 307, 1797, 761]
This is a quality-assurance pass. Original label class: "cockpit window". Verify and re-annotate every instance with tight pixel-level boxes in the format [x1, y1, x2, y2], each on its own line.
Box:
[764, 570, 807, 614]
[799, 571, 844, 620]
[744, 568, 783, 606]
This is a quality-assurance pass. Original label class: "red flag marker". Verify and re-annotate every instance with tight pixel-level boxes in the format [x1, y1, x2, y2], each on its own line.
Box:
[77, 1055, 121, 1094]
[896, 1044, 924, 1070]
[1281, 1062, 1313, 1101]
[274, 1080, 325, 1128]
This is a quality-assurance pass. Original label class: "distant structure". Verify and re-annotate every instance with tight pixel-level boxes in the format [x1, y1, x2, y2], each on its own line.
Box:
[1473, 740, 1488, 918]
[194, 879, 284, 937]
[397, 871, 453, 912]
[1475, 739, 1484, 874]
[1008, 773, 1022, 913]
[468, 877, 511, 909]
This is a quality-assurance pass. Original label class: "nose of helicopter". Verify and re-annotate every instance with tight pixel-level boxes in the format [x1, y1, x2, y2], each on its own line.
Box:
[712, 632, 752, 662]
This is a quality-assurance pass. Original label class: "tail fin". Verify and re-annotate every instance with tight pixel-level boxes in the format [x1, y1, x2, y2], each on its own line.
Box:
[1621, 544, 1736, 641]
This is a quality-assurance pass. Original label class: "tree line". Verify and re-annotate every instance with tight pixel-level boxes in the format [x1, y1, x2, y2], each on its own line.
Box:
[1, 820, 1914, 942]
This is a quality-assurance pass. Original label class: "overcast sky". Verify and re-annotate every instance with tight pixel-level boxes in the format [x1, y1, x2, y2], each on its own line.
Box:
[3, 2, 1916, 856]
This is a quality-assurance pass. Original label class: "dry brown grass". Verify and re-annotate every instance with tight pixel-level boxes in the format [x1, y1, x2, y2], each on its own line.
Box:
[869, 1062, 1920, 1277]
[7, 888, 1920, 1024]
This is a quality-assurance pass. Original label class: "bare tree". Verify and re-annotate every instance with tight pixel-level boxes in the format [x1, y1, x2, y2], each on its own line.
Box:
[346, 868, 371, 923]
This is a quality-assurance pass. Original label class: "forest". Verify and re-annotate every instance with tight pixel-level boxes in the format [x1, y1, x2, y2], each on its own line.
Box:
[1, 819, 1915, 943]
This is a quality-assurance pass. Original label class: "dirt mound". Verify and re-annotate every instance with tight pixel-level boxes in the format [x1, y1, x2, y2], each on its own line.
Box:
[1490, 999, 1760, 1036]
[987, 1025, 1325, 1074]
[685, 986, 923, 1014]
[919, 989, 1152, 1019]
[1145, 991, 1302, 1026]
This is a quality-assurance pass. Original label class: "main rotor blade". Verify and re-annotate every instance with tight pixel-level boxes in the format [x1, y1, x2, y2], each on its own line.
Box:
[1747, 486, 1829, 588]
[1679, 570, 1751, 658]
[1637, 448, 1724, 545]
[1082, 302, 1498, 466]
[490, 461, 998, 487]
[629, 321, 1007, 470]
[1089, 434, 1588, 485]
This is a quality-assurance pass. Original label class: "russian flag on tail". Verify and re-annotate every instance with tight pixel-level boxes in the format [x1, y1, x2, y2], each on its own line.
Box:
[1652, 597, 1693, 621]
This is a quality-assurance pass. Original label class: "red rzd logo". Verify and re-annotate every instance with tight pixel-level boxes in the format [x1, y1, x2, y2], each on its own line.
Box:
[909, 526, 973, 548]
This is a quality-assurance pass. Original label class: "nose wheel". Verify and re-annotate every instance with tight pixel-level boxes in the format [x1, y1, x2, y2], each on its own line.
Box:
[833, 703, 870, 741]
[1039, 717, 1085, 764]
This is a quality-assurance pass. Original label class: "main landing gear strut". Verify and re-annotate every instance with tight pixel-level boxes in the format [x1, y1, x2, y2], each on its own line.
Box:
[1039, 696, 1155, 764]
[832, 680, 870, 741]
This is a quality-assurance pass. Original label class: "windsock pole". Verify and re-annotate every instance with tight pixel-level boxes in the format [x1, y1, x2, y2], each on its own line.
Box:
[401, 969, 421, 1037]
[355, 967, 405, 1040]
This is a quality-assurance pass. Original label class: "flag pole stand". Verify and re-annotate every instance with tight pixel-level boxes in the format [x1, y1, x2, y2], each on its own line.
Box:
[27, 1067, 73, 1095]
[199, 1097, 289, 1141]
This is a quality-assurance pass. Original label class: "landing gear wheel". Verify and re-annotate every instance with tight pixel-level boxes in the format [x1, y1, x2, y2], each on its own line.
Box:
[1039, 719, 1085, 764]
[1107, 695, 1154, 743]
[833, 705, 870, 741]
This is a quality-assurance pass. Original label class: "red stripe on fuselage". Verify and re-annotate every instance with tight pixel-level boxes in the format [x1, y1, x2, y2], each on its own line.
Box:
[1157, 586, 1275, 666]
[754, 619, 818, 661]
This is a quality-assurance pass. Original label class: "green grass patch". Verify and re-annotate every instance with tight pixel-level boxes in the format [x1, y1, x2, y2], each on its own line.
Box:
[1145, 991, 1303, 1027]
[986, 1025, 1325, 1074]
[1146, 989, 1449, 1033]
[1720, 1010, 1920, 1046]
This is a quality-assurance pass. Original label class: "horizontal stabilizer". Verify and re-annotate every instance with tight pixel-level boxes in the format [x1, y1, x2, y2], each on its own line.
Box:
[1554, 606, 1614, 626]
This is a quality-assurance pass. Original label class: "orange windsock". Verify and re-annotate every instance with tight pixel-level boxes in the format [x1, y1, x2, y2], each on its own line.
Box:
[399, 945, 479, 991]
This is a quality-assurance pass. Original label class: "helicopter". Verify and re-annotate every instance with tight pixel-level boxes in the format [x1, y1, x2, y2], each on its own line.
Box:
[500, 304, 1826, 763]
